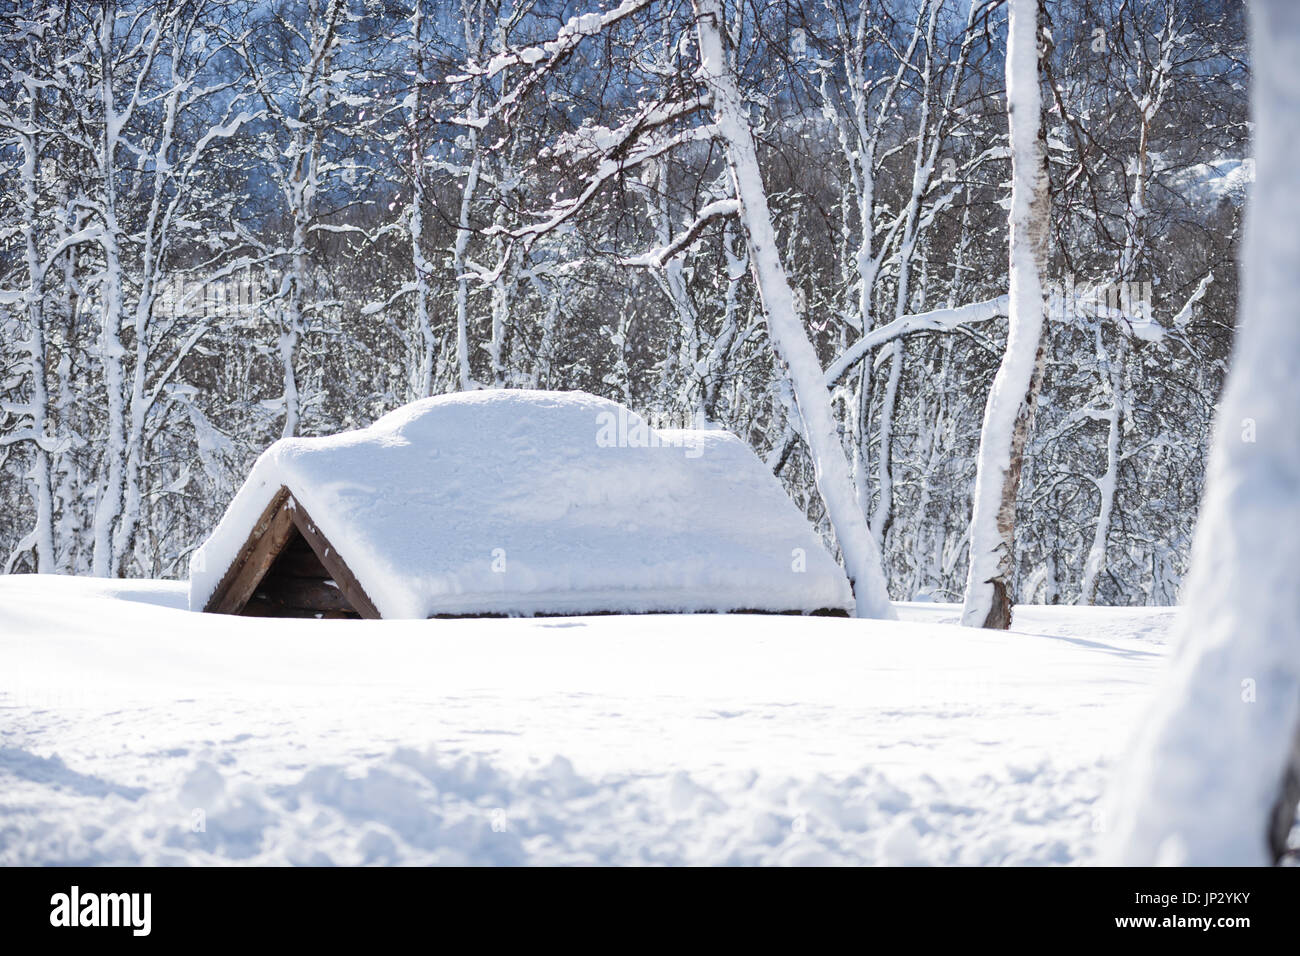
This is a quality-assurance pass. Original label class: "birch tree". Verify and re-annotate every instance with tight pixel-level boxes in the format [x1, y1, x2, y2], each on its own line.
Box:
[693, 0, 893, 616]
[451, 0, 894, 617]
[1107, 0, 1300, 865]
[405, 0, 437, 398]
[38, 0, 252, 576]
[109, 6, 257, 572]
[0, 5, 64, 571]
[238, 0, 353, 438]
[8, 0, 257, 576]
[960, 0, 1050, 629]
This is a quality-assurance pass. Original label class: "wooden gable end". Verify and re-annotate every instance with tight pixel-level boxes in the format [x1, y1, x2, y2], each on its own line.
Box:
[202, 485, 381, 619]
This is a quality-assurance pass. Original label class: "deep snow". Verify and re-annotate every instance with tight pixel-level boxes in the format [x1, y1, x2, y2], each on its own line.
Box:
[0, 574, 1187, 865]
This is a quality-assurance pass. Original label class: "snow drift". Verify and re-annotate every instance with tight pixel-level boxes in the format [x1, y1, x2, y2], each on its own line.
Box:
[0, 575, 1181, 865]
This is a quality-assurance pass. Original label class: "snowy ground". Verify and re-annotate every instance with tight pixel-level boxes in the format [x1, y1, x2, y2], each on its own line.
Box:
[0, 575, 1175, 865]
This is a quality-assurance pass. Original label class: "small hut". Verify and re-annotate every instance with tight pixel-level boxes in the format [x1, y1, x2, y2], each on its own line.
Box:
[189, 390, 853, 619]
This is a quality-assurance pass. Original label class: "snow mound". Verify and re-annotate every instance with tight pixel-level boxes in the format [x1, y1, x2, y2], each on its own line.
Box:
[189, 390, 853, 618]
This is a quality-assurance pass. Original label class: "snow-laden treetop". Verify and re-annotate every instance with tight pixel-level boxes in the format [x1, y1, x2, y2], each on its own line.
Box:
[189, 389, 853, 619]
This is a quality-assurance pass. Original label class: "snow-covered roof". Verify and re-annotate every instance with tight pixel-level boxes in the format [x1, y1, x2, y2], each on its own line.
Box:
[189, 389, 853, 619]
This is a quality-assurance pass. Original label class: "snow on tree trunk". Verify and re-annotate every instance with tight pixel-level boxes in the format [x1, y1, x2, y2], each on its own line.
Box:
[1081, 19, 1168, 606]
[870, 0, 943, 554]
[448, 3, 490, 393]
[451, 122, 481, 392]
[50, 188, 82, 574]
[871, 344, 903, 547]
[700, 219, 746, 420]
[1080, 333, 1125, 605]
[692, 0, 893, 620]
[489, 210, 515, 388]
[90, 9, 130, 578]
[1106, 0, 1300, 865]
[960, 0, 1049, 629]
[15, 67, 55, 570]
[408, 0, 436, 399]
[277, 0, 345, 437]
[281, 159, 311, 440]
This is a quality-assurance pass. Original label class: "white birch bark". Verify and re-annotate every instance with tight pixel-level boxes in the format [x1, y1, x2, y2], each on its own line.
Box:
[449, 0, 489, 392]
[871, 1, 941, 549]
[1080, 9, 1173, 604]
[89, 5, 136, 577]
[693, 0, 893, 619]
[260, 0, 345, 438]
[1107, 0, 1300, 864]
[408, 0, 436, 398]
[1079, 333, 1125, 604]
[450, 136, 482, 392]
[111, 16, 252, 570]
[8, 54, 55, 570]
[960, 0, 1050, 629]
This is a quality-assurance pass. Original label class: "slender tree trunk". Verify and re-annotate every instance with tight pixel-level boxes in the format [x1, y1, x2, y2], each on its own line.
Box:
[17, 74, 54, 570]
[451, 129, 481, 392]
[960, 0, 1050, 629]
[871, 0, 944, 552]
[489, 209, 513, 388]
[409, 0, 436, 398]
[872, 343, 903, 546]
[701, 221, 745, 420]
[693, 0, 893, 619]
[112, 73, 183, 573]
[278, 0, 342, 437]
[52, 196, 82, 573]
[91, 13, 128, 577]
[1081, 333, 1125, 604]
[282, 126, 314, 439]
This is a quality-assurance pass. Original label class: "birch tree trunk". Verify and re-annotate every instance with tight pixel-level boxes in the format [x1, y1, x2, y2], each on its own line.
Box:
[279, 0, 344, 438]
[90, 6, 130, 578]
[960, 0, 1050, 629]
[281, 114, 316, 440]
[870, 0, 941, 551]
[449, 132, 481, 392]
[449, 1, 490, 393]
[489, 207, 514, 388]
[1107, 0, 1300, 865]
[1081, 12, 1171, 605]
[14, 58, 55, 570]
[1080, 333, 1125, 604]
[408, 0, 436, 398]
[692, 0, 893, 619]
